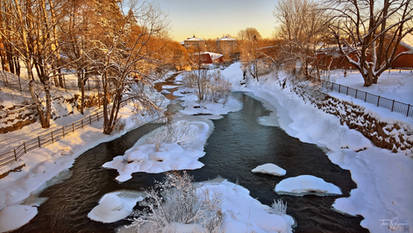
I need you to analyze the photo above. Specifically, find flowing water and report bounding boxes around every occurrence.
[15,75,368,233]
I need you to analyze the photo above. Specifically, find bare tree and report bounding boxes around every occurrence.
[238,28,261,80]
[88,1,167,134]
[0,0,65,128]
[275,0,330,79]
[60,0,97,114]
[328,0,413,86]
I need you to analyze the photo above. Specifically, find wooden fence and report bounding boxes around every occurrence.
[0,101,131,168]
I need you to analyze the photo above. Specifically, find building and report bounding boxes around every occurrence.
[216,36,237,62]
[192,52,224,65]
[316,41,413,70]
[184,36,206,51]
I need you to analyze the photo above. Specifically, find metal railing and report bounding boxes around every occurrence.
[0,100,131,168]
[321,80,412,118]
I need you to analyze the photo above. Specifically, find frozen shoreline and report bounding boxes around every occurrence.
[221,62,413,233]
[0,100,166,232]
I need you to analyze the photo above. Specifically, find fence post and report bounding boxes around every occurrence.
[377,96,381,107]
[72,123,75,132]
[331,82,333,90]
[89,115,92,124]
[96,112,99,121]
[391,100,395,112]
[408,104,411,117]
[23,142,26,153]
[81,119,84,128]
[62,127,65,137]
[14,148,17,161]
[346,86,349,95]
[38,136,41,148]
[51,131,54,143]
[355,89,358,98]
[338,84,341,93]
[364,92,367,102]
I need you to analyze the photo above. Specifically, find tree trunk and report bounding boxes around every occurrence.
[363,67,376,87]
[43,80,52,128]
[28,80,48,128]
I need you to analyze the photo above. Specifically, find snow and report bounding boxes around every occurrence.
[220,62,413,233]
[196,179,294,233]
[161,223,206,233]
[218,36,236,41]
[0,205,37,232]
[0,98,166,229]
[329,147,413,233]
[251,163,286,176]
[274,175,342,196]
[88,191,145,223]
[103,118,213,182]
[327,69,413,104]
[185,36,204,42]
[178,88,242,118]
[201,52,223,61]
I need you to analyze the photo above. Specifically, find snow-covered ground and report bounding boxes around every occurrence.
[0,106,100,155]
[221,62,413,233]
[328,70,413,104]
[325,69,413,123]
[103,118,213,182]
[0,90,168,231]
[196,179,294,233]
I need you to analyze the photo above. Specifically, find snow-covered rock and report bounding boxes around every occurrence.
[198,180,294,233]
[275,175,342,196]
[87,191,145,223]
[0,205,37,232]
[103,119,213,182]
[251,163,286,176]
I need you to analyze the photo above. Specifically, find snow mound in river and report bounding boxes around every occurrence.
[275,175,342,196]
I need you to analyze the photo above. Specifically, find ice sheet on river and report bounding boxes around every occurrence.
[88,191,145,223]
[251,163,286,176]
[275,175,342,196]
[103,119,213,182]
[0,205,37,232]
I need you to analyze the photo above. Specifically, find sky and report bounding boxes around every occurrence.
[147,0,278,42]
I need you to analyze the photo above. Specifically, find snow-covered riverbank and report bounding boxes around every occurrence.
[0,94,168,232]
[221,62,413,233]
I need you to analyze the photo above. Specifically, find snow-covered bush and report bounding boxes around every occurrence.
[118,172,222,233]
[182,70,231,103]
[269,199,287,215]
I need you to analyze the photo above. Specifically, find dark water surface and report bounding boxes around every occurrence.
[16,89,368,233]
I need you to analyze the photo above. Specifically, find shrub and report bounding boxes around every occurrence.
[269,199,287,215]
[183,70,231,103]
[118,172,223,233]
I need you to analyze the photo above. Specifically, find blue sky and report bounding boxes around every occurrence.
[148,0,278,41]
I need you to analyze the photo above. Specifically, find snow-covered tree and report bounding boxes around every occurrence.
[328,0,413,86]
[87,0,167,134]
[0,0,66,128]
